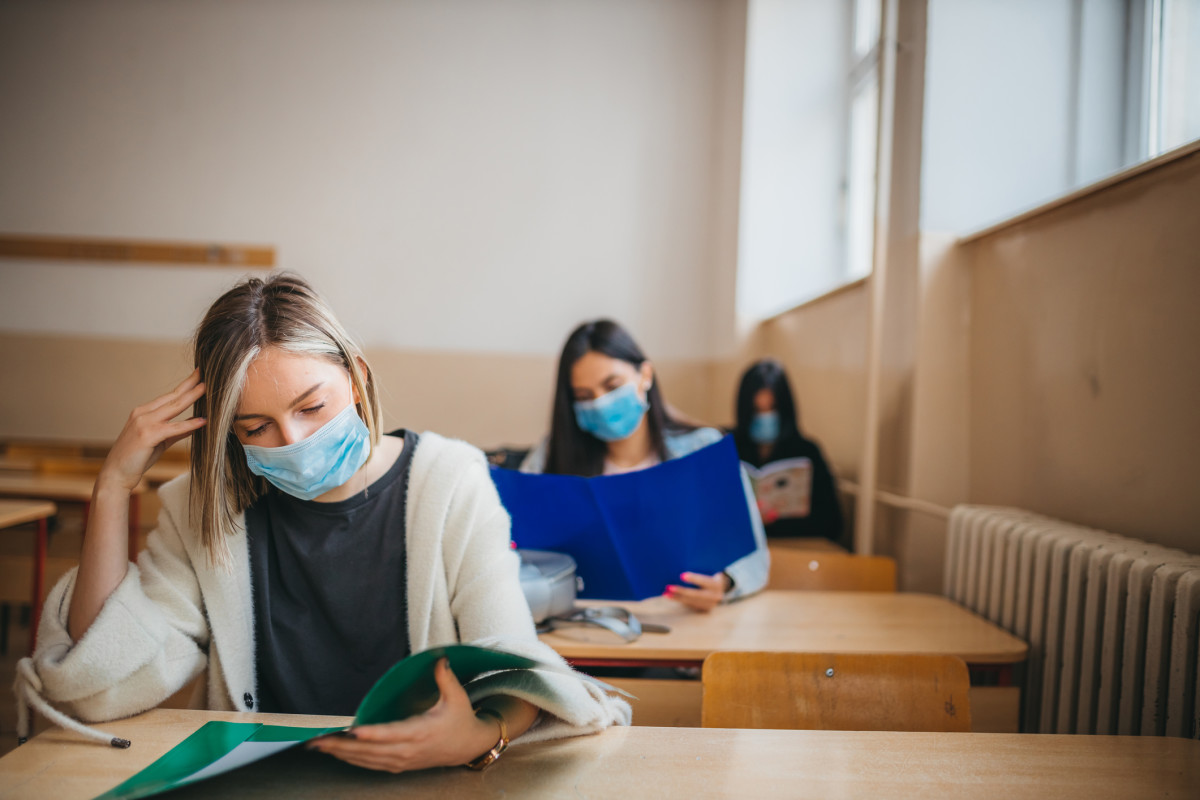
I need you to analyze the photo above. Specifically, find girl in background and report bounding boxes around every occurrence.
[521,319,768,612]
[733,358,847,548]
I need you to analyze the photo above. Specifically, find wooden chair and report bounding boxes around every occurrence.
[701,651,971,732]
[767,548,896,591]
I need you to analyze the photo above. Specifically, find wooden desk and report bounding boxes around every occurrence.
[1,709,1195,799]
[141,461,187,487]
[541,590,1028,667]
[0,499,57,530]
[0,500,57,653]
[0,474,145,563]
[541,590,1028,731]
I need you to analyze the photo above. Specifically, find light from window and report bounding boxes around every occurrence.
[846,75,879,280]
[844,0,882,279]
[1154,0,1200,155]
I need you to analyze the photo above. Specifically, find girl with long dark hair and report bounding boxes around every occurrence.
[733,358,846,547]
[521,320,768,611]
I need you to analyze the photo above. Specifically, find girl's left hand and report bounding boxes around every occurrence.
[665,571,731,612]
[308,658,500,773]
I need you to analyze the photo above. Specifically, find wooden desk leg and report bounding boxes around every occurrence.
[128,494,140,563]
[30,517,47,655]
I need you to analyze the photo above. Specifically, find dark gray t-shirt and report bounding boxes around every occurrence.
[246,429,417,715]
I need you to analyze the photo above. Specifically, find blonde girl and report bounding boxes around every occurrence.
[16,274,628,771]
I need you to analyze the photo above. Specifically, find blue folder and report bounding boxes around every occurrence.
[490,434,756,600]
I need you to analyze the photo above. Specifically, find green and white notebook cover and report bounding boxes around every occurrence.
[92,644,539,800]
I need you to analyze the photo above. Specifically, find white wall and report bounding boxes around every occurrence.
[0,0,734,360]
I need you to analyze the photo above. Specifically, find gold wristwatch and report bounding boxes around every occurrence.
[465,707,509,770]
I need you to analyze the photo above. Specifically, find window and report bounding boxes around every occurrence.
[922,0,1200,234]
[1136,0,1200,158]
[843,0,881,280]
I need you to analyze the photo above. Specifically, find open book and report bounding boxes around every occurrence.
[744,457,813,523]
[93,645,540,800]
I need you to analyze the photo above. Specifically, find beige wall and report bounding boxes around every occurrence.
[964,151,1200,553]
[758,284,870,481]
[0,333,717,453]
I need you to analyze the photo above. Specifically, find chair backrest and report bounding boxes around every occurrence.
[767,548,897,591]
[484,446,531,470]
[701,651,971,732]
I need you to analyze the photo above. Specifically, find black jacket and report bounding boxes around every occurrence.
[737,433,848,549]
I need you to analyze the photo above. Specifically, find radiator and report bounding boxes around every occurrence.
[945,505,1200,736]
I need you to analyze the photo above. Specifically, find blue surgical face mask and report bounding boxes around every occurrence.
[242,402,371,501]
[573,381,649,443]
[749,411,781,445]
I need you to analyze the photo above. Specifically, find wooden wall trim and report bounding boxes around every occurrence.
[0,234,274,267]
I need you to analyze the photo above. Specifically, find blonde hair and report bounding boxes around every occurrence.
[189,273,382,565]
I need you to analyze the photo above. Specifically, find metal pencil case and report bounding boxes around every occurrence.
[518,548,579,623]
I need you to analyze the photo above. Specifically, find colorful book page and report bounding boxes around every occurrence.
[744,457,813,522]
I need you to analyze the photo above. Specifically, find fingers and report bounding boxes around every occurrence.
[143,369,203,414]
[328,752,395,772]
[307,658,482,773]
[310,739,410,774]
[347,719,423,744]
[164,414,208,438]
[102,374,207,492]
[431,657,468,707]
[310,725,429,773]
[680,572,723,590]
[128,381,206,448]
[159,417,207,450]
[665,584,719,602]
[665,585,721,612]
[156,378,207,421]
[666,573,725,612]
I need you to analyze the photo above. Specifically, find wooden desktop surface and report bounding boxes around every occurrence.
[540,590,1028,666]
[0,474,145,503]
[0,499,57,529]
[1,708,1194,800]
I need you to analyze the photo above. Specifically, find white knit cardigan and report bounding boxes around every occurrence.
[15,432,630,746]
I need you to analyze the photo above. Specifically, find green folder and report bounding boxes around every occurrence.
[93,644,540,800]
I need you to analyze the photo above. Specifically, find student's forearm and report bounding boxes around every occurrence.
[473,695,540,743]
[67,480,134,641]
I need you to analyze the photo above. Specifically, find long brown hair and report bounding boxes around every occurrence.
[544,319,691,476]
[189,273,382,564]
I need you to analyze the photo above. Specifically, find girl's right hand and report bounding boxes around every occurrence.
[98,369,207,494]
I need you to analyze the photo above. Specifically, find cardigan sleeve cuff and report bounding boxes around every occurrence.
[33,564,196,708]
